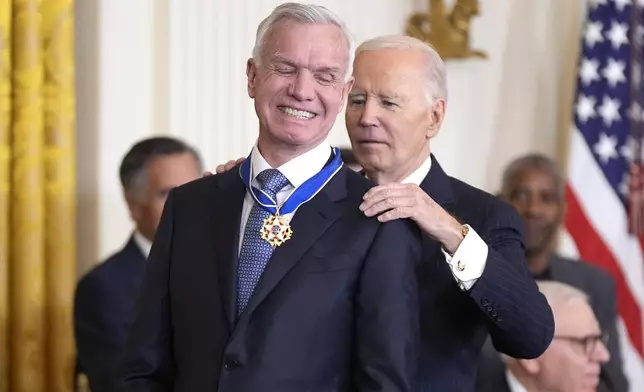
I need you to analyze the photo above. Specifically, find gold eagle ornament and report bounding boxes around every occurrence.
[406,0,487,60]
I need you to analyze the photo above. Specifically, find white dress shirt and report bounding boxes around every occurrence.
[238,141,333,252]
[506,369,529,392]
[402,154,489,291]
[133,230,152,258]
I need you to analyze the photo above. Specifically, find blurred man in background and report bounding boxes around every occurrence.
[74,136,202,392]
[478,281,611,392]
[476,154,626,392]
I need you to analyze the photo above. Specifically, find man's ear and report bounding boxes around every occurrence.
[338,75,355,114]
[425,98,446,139]
[247,58,258,98]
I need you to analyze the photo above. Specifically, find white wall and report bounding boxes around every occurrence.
[76,0,163,272]
[75,0,584,268]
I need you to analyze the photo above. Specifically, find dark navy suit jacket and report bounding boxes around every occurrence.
[74,236,146,392]
[417,156,555,391]
[121,166,424,392]
[476,255,628,392]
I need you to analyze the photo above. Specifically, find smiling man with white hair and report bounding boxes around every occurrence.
[479,281,610,392]
[121,4,423,392]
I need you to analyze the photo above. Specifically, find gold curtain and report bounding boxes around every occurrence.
[0,1,76,391]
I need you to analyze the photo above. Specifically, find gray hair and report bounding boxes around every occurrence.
[502,281,588,364]
[500,153,565,201]
[355,35,447,103]
[252,2,355,81]
[120,137,203,201]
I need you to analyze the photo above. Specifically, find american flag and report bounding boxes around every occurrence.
[563,0,644,389]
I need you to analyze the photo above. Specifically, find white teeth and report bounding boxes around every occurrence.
[279,106,315,119]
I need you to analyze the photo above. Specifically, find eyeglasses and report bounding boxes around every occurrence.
[553,332,609,356]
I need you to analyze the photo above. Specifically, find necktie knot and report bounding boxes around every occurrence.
[256,169,289,199]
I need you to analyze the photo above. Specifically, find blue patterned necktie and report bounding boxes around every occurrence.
[237,168,290,315]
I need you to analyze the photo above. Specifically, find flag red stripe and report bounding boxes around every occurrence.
[566,185,644,356]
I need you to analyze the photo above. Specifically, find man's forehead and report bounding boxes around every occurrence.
[351,70,421,99]
[148,153,197,174]
[554,300,600,335]
[354,53,424,83]
[513,168,558,190]
[264,21,347,54]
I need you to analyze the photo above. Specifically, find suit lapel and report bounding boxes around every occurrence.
[238,168,348,323]
[209,167,246,331]
[419,155,455,207]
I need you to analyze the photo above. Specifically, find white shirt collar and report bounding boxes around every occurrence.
[133,230,152,258]
[250,140,333,188]
[400,154,432,185]
[506,369,529,392]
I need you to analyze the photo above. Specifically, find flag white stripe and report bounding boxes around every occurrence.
[617,319,644,391]
[569,128,644,310]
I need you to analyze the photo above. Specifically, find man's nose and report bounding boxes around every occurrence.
[289,71,315,101]
[590,340,610,364]
[524,195,545,218]
[358,99,379,127]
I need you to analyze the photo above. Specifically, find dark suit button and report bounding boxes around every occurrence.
[224,359,240,370]
[491,310,498,317]
[497,315,503,322]
[481,297,490,307]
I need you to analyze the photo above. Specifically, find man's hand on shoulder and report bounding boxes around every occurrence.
[359,183,465,254]
[202,157,245,177]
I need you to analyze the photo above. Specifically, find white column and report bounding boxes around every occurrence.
[96,0,157,260]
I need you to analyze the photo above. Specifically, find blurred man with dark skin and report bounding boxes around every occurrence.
[74,137,202,392]
[476,154,627,392]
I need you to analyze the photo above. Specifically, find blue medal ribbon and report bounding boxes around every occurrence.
[239,147,344,215]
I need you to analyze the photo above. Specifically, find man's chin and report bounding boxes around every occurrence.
[525,242,548,257]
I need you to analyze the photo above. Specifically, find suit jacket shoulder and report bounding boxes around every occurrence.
[421,159,523,239]
[171,172,226,206]
[549,255,614,290]
[77,237,146,295]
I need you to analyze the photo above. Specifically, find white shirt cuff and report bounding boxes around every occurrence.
[441,224,489,291]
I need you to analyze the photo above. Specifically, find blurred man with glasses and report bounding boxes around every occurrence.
[478,281,610,392]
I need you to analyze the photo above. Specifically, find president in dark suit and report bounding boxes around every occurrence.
[121,4,423,391]
[475,154,627,392]
[344,35,555,391]
[74,137,202,392]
